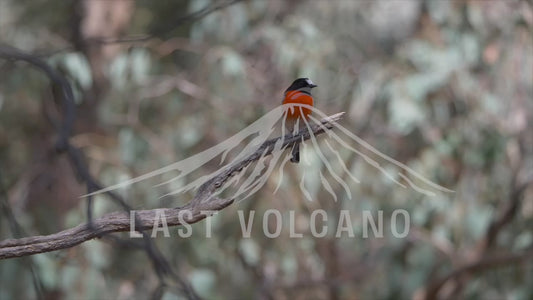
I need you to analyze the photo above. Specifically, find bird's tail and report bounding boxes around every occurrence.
[290,143,300,163]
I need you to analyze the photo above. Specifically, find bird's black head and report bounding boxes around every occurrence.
[285,78,318,92]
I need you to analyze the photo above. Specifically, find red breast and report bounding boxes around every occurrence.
[282,90,314,120]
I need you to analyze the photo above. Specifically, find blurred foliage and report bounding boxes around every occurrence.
[1,0,532,299]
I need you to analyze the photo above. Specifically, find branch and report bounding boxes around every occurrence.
[104,0,244,43]
[421,248,533,300]
[422,177,533,299]
[1,44,203,298]
[0,45,75,151]
[481,179,530,251]
[26,0,244,58]
[0,112,345,259]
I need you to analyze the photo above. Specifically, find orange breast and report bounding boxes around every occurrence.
[282,91,314,120]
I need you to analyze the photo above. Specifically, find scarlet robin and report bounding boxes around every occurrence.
[282,78,317,163]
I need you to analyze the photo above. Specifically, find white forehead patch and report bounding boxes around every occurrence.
[305,78,314,86]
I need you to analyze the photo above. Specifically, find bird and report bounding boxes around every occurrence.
[282,77,317,163]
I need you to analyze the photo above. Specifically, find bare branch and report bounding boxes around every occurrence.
[0,45,75,151]
[99,0,242,43]
[420,248,533,300]
[421,177,533,300]
[0,112,344,259]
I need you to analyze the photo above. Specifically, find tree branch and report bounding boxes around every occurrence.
[0,112,344,259]
[421,177,533,299]
[420,247,533,300]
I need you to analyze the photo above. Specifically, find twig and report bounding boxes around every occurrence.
[69,0,245,46]
[27,0,245,58]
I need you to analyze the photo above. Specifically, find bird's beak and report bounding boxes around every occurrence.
[305,78,318,88]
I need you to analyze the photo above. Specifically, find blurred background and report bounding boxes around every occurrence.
[1,0,532,299]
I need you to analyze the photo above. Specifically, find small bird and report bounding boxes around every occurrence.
[282,78,317,163]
